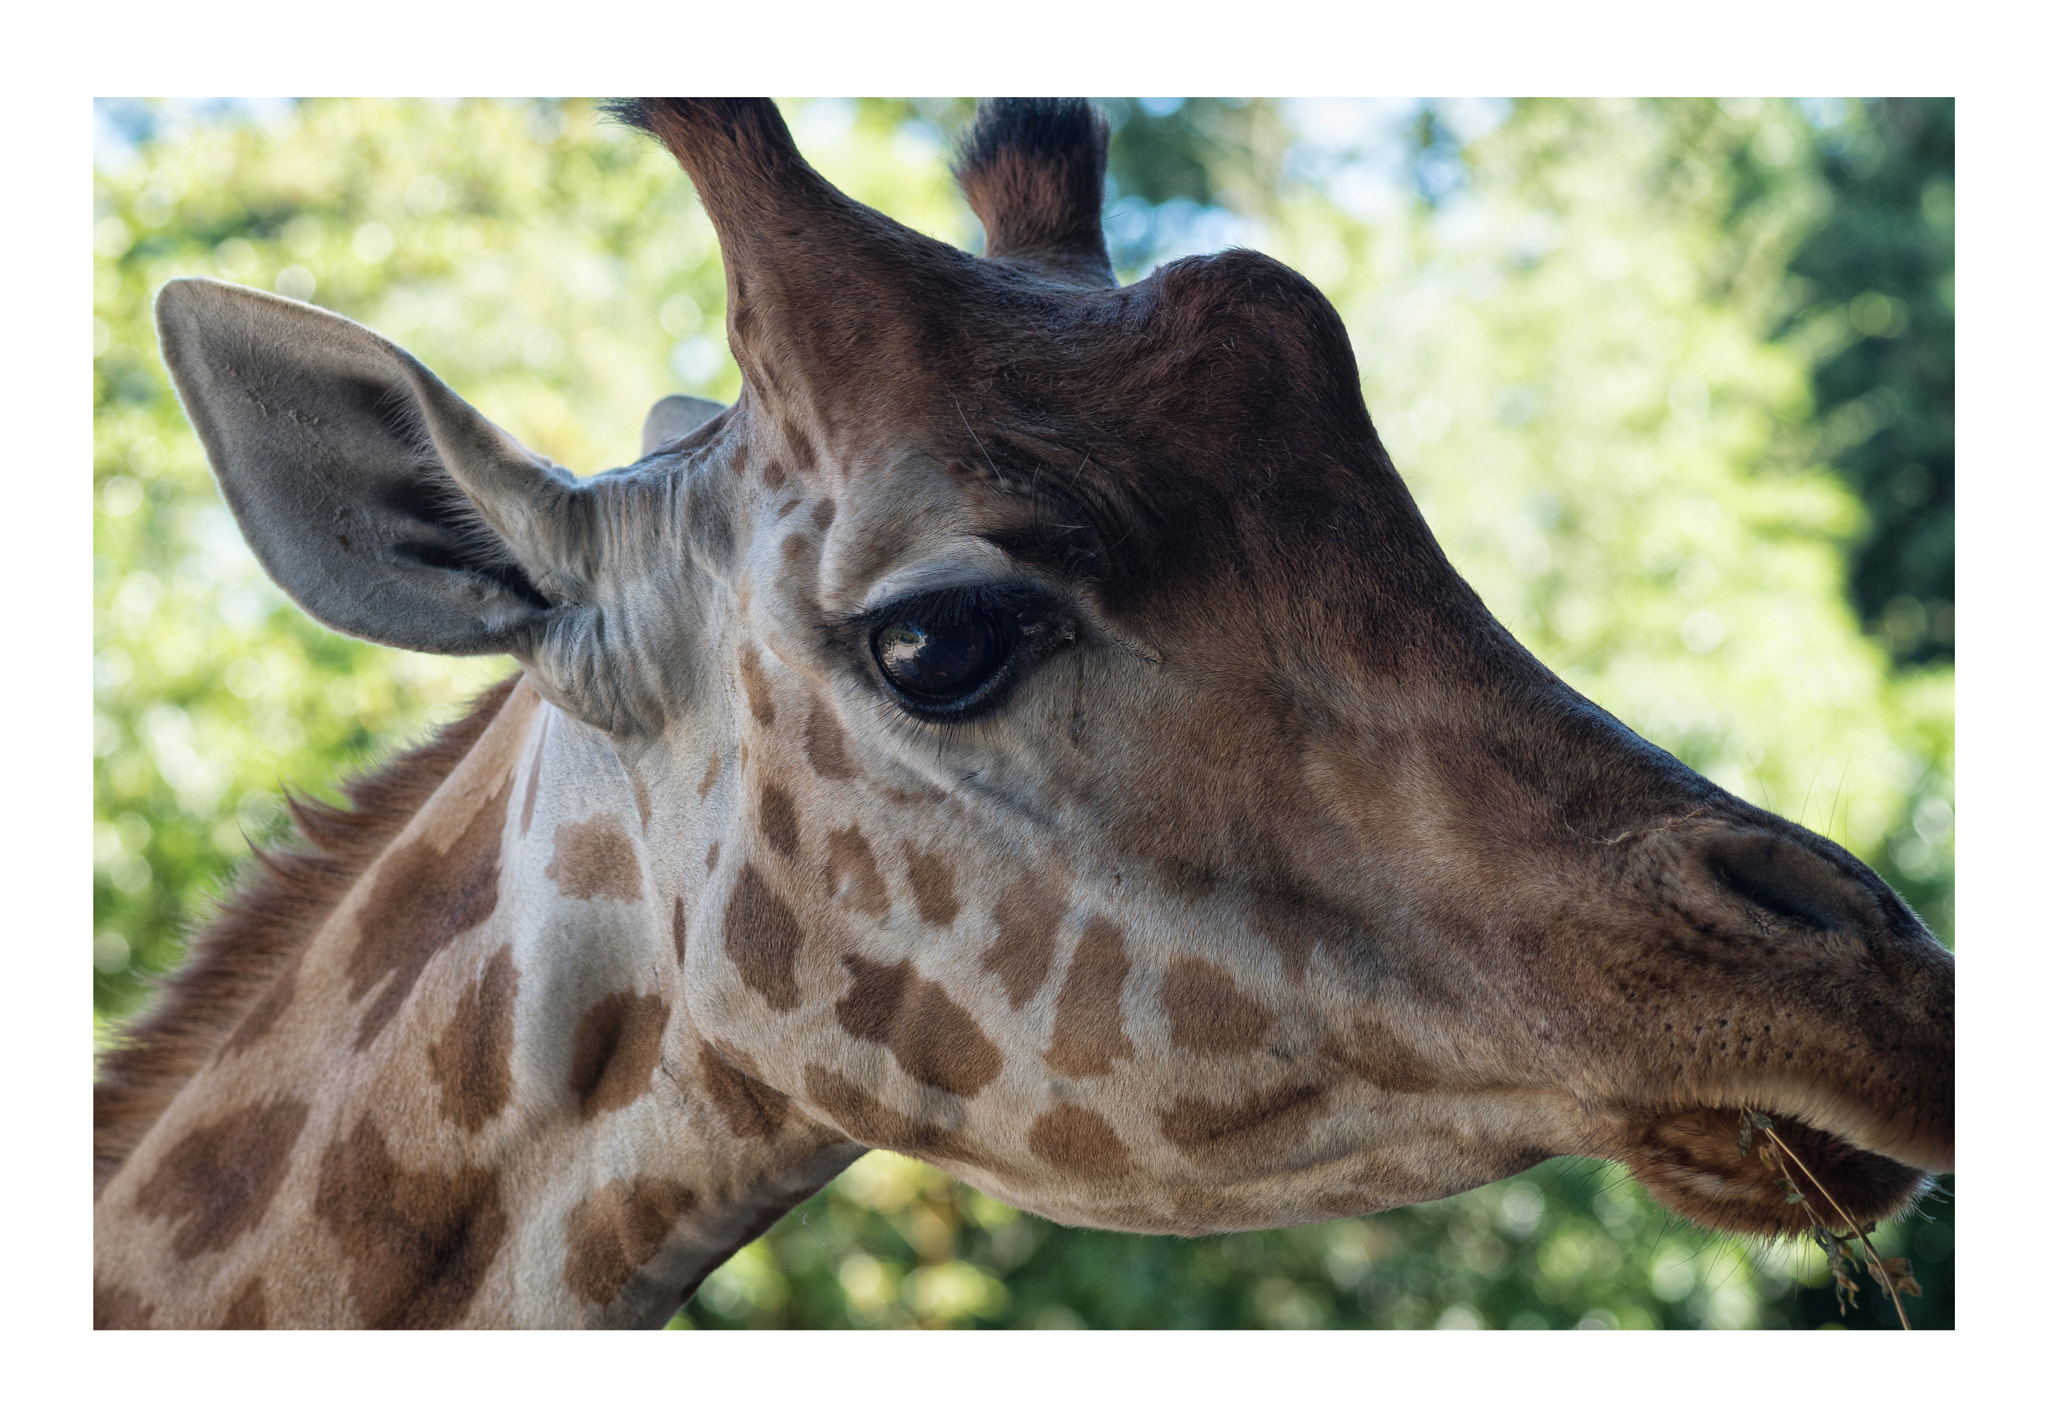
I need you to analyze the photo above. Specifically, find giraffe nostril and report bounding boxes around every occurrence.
[1703,831,1858,935]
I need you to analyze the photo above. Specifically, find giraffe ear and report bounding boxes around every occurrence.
[640,393,726,458]
[155,278,576,657]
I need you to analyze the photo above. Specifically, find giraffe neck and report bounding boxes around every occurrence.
[93,679,860,1328]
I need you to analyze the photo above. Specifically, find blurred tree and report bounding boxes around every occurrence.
[1781,99,1954,668]
[94,97,1951,1330]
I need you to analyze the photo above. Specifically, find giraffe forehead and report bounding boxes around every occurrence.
[762,451,1036,617]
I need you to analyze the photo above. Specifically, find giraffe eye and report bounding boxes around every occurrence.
[872,608,1017,703]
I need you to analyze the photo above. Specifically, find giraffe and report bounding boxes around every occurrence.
[93,98,1953,1329]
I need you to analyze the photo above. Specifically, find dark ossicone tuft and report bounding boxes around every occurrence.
[953,98,1114,286]
[598,97,651,131]
[956,98,1107,182]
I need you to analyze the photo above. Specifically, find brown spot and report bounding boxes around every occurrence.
[759,783,801,859]
[780,529,813,566]
[739,647,776,725]
[1171,1186,1266,1229]
[698,1043,791,1139]
[760,458,789,491]
[724,863,804,1011]
[1159,1083,1328,1172]
[544,814,644,902]
[1162,959,1274,1055]
[802,1065,1001,1171]
[696,749,722,799]
[562,1176,698,1306]
[519,734,545,835]
[826,827,890,916]
[804,700,855,780]
[314,1117,507,1329]
[1026,1104,1132,1179]
[705,840,721,872]
[1323,1021,1443,1094]
[220,950,299,1055]
[428,944,519,1132]
[94,1279,154,1329]
[139,1097,311,1259]
[982,883,1067,1008]
[904,845,960,927]
[347,770,512,1050]
[812,497,836,531]
[220,1278,268,1329]
[1249,894,1352,982]
[672,895,689,968]
[629,770,653,830]
[568,992,672,1118]
[836,954,1004,1097]
[775,496,803,519]
[1044,918,1133,1077]
[1157,856,1221,903]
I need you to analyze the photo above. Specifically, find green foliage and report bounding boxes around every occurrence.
[94,97,1952,1330]
[1784,99,1954,666]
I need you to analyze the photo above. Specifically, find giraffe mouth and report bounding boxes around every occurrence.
[1612,1105,1936,1237]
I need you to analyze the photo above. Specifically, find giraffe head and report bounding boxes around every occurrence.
[156,98,1950,1245]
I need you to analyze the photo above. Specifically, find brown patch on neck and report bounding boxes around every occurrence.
[1158,1083,1328,1172]
[94,1278,155,1329]
[982,882,1069,1009]
[94,678,521,1194]
[803,699,855,780]
[1026,1104,1132,1179]
[563,1176,698,1307]
[1161,959,1275,1055]
[903,844,961,927]
[568,992,672,1118]
[347,763,515,1051]
[698,1042,792,1139]
[138,1096,312,1260]
[696,749,722,799]
[1248,892,1352,982]
[1170,1185,1265,1230]
[313,1116,509,1329]
[802,1065,1006,1173]
[220,1277,268,1329]
[738,646,776,725]
[835,954,1004,1097]
[724,863,804,1011]
[1321,1019,1443,1094]
[428,944,520,1132]
[1044,917,1134,1077]
[826,827,890,916]
[759,782,802,859]
[545,813,644,902]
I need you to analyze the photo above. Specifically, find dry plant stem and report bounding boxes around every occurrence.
[1759,1123,1912,1331]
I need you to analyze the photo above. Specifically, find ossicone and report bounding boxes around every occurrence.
[954,98,1115,287]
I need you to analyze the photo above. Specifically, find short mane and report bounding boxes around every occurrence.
[93,676,520,1193]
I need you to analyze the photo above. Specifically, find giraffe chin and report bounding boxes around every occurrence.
[1613,1106,1934,1238]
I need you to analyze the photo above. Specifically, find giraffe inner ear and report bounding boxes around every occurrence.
[156,278,576,657]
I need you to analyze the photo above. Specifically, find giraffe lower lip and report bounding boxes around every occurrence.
[1613,1105,1935,1237]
